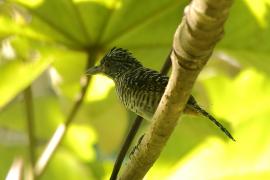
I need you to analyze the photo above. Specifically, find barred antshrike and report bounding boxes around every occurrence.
[86,47,235,141]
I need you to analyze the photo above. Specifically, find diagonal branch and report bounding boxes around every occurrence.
[34,50,98,178]
[118,0,234,179]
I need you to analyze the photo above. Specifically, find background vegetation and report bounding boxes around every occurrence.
[0,0,270,179]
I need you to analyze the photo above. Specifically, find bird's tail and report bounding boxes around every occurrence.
[186,97,235,141]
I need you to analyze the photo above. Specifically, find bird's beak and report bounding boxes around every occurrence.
[86,66,103,75]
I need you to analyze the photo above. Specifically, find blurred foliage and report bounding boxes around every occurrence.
[0,0,270,179]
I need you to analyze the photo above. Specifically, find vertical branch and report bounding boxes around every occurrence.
[24,85,36,180]
[35,50,98,178]
[118,0,234,179]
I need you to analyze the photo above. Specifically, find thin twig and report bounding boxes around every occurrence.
[160,49,172,75]
[35,50,98,178]
[110,48,173,180]
[110,116,143,180]
[24,85,36,180]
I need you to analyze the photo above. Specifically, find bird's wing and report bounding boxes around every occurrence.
[123,67,169,93]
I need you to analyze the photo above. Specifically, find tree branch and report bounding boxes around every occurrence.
[35,50,98,178]
[118,0,234,179]
[24,85,36,180]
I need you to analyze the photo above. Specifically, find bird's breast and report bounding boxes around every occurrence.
[115,85,161,121]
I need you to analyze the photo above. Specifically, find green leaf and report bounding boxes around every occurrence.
[18,0,89,44]
[0,15,51,42]
[82,90,128,154]
[100,0,185,45]
[0,56,52,109]
[218,0,270,74]
[5,0,270,74]
[50,49,87,100]
[64,124,97,161]
[42,149,96,180]
[164,114,270,180]
[0,96,64,138]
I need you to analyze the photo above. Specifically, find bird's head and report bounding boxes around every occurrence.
[86,47,142,79]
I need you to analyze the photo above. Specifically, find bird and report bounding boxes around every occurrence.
[86,47,235,141]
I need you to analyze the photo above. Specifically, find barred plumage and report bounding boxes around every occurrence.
[86,47,235,141]
[115,66,169,120]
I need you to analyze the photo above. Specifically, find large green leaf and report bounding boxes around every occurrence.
[0,56,52,109]
[41,149,96,180]
[0,96,64,138]
[0,14,53,42]
[4,0,270,74]
[81,89,128,154]
[218,0,270,74]
[50,49,87,100]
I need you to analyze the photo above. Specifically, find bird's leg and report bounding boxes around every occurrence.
[129,134,145,159]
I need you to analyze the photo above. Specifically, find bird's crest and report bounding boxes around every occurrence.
[106,47,130,58]
[101,47,141,66]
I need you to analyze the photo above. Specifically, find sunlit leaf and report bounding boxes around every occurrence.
[42,149,95,180]
[0,96,64,138]
[0,56,53,109]
[64,124,97,161]
[50,49,87,100]
[82,90,128,154]
[0,16,51,42]
[218,0,270,74]
[166,113,270,180]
